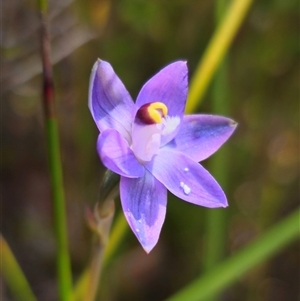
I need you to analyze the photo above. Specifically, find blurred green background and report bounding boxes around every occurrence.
[2,0,299,300]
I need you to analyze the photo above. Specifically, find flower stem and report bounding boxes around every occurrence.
[37,1,72,300]
[185,0,253,113]
[82,171,119,301]
[72,212,127,301]
[83,202,115,301]
[165,208,300,301]
[103,212,128,266]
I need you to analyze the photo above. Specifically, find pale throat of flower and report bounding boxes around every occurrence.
[132,101,180,163]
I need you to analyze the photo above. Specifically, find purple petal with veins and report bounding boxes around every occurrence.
[146,148,227,208]
[166,114,237,162]
[89,60,136,143]
[136,61,188,119]
[120,171,167,253]
[89,59,236,252]
[97,129,144,177]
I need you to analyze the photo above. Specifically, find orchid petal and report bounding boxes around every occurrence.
[97,129,144,178]
[89,60,136,143]
[120,171,167,253]
[136,61,188,120]
[147,149,227,208]
[166,115,237,162]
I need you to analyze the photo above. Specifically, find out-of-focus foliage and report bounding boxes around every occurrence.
[2,0,299,300]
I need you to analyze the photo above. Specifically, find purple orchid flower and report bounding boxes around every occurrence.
[89,59,236,253]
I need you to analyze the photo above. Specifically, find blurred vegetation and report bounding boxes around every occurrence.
[2,0,299,300]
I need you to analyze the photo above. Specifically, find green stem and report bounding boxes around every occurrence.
[186,0,253,113]
[72,212,128,301]
[102,212,128,266]
[83,202,115,301]
[83,244,105,301]
[37,1,72,300]
[37,0,47,12]
[203,2,230,300]
[46,119,72,301]
[0,235,38,301]
[72,172,123,301]
[165,208,300,301]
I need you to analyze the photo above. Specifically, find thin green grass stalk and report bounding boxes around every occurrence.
[72,270,89,301]
[46,120,72,301]
[204,58,230,275]
[185,0,253,113]
[165,208,300,301]
[38,0,47,11]
[0,235,38,301]
[37,0,72,300]
[203,2,230,301]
